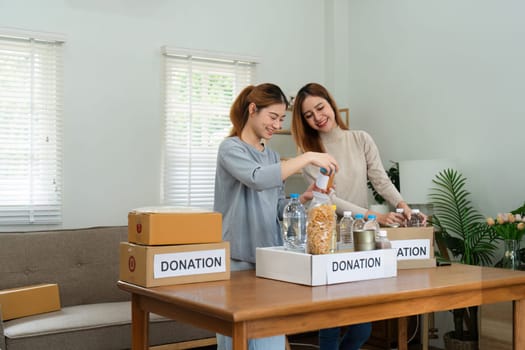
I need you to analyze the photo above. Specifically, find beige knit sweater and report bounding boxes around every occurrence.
[302,126,403,216]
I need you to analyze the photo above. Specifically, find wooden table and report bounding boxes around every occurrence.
[118,264,525,350]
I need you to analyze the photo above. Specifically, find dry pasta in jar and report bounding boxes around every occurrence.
[306,192,334,255]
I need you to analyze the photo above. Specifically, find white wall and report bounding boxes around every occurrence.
[341,1,525,347]
[2,0,522,232]
[0,0,327,230]
[342,0,525,218]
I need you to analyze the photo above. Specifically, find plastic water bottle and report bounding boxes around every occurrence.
[352,213,366,233]
[408,209,421,227]
[282,193,306,251]
[364,214,380,238]
[391,208,405,227]
[376,230,392,249]
[339,211,354,251]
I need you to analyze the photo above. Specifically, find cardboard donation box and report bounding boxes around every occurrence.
[128,206,222,245]
[120,241,230,287]
[0,283,61,320]
[385,226,436,269]
[256,247,397,286]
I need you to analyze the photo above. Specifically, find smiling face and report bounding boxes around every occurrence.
[249,102,286,140]
[301,95,336,133]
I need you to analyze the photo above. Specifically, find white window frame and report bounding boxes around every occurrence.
[0,27,65,225]
[162,47,257,209]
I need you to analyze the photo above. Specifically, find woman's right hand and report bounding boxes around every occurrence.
[305,152,339,174]
[373,211,406,227]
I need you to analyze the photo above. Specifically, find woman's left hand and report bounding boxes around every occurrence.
[376,211,406,226]
[299,182,315,204]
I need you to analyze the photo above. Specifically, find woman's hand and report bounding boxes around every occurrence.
[281,152,339,181]
[299,182,315,204]
[305,152,339,174]
[417,211,428,226]
[397,201,428,226]
[374,211,406,227]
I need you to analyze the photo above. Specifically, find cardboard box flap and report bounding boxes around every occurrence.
[130,206,212,214]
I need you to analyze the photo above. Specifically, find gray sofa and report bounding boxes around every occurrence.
[0,226,216,350]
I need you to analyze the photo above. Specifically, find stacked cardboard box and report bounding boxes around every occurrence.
[120,207,230,287]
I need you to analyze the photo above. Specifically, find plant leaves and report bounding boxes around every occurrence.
[429,168,497,265]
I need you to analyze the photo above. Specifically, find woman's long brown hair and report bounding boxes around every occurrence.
[229,83,288,137]
[291,83,348,153]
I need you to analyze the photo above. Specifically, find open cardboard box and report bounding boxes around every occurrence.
[256,247,397,286]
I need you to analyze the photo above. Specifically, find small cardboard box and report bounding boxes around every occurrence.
[385,226,436,269]
[120,241,230,287]
[256,246,397,286]
[0,283,61,320]
[128,206,222,245]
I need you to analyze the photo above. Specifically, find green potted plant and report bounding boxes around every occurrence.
[429,168,499,350]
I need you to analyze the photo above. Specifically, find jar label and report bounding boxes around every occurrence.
[315,174,329,190]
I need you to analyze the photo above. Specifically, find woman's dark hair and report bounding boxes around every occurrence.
[229,83,289,137]
[291,83,348,153]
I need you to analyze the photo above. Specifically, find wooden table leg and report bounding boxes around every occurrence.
[422,313,429,350]
[514,299,525,349]
[232,322,248,350]
[131,294,149,350]
[398,317,408,350]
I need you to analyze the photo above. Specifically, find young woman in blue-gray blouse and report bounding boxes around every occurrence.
[214,83,339,350]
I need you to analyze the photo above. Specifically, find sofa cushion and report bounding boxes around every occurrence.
[4,301,215,350]
[4,302,165,338]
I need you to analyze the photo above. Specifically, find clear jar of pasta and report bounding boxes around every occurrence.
[306,191,334,255]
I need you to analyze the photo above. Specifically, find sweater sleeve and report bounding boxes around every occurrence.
[330,195,369,217]
[362,131,404,207]
[217,141,282,191]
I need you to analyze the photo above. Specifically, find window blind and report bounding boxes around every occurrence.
[0,31,64,225]
[162,48,256,209]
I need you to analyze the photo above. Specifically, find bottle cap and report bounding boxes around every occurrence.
[331,205,337,210]
[290,193,299,199]
[368,214,376,220]
[343,211,352,217]
[412,208,420,213]
[396,208,404,213]
[355,213,364,219]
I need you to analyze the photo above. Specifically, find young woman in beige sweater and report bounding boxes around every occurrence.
[291,82,426,227]
[291,82,426,350]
